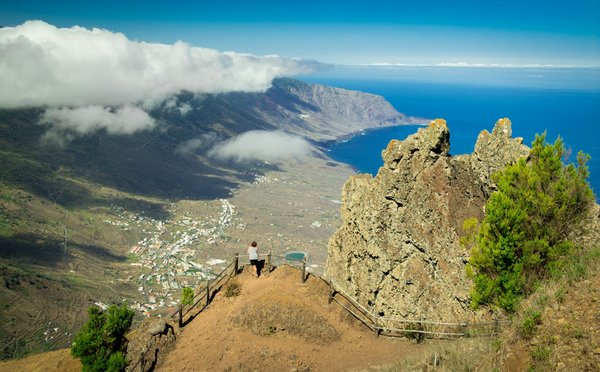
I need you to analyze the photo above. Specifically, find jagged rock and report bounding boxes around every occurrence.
[147,319,167,336]
[470,117,529,196]
[325,118,529,322]
[126,317,177,372]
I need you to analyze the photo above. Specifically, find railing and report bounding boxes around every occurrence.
[327,280,510,340]
[172,257,237,327]
[128,255,240,372]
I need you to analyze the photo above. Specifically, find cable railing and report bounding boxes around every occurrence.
[327,280,510,339]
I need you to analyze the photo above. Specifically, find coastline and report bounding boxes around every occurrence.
[317,120,429,150]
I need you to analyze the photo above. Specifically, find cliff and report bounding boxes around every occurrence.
[264,78,419,140]
[325,118,529,321]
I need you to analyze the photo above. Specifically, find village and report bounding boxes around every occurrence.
[98,166,345,317]
[102,198,237,316]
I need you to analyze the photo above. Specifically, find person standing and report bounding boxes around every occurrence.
[247,241,259,277]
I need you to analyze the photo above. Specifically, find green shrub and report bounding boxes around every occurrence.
[466,134,594,312]
[181,287,194,306]
[520,309,542,339]
[530,345,551,365]
[573,328,585,339]
[71,304,134,372]
[107,351,127,372]
[554,287,566,303]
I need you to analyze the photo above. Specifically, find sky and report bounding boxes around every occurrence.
[0,1,598,159]
[1,0,599,67]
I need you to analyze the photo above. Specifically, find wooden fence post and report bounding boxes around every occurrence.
[206,281,210,306]
[461,321,470,337]
[266,251,272,274]
[178,306,183,328]
[233,253,239,276]
[417,321,425,343]
[301,258,307,283]
[374,326,381,337]
[328,281,335,304]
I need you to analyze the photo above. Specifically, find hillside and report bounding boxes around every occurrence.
[1,118,598,371]
[3,258,597,371]
[158,266,420,371]
[0,78,417,359]
[0,78,416,202]
[0,265,421,371]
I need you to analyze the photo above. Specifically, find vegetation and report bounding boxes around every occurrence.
[466,133,595,312]
[519,308,542,339]
[71,304,134,372]
[224,279,241,297]
[181,287,194,306]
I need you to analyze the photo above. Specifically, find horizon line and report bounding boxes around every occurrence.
[345,62,600,69]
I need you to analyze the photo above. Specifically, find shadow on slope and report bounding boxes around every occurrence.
[0,233,126,267]
[0,108,264,206]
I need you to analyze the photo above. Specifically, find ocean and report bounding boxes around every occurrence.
[302,67,600,200]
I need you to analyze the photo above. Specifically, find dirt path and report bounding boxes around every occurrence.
[159,266,419,371]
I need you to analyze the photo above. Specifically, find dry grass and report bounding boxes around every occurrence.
[224,278,241,297]
[365,338,502,371]
[230,292,340,344]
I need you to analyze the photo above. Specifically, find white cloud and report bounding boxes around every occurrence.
[208,131,314,163]
[0,20,320,108]
[177,103,192,116]
[175,133,220,157]
[0,21,322,135]
[163,96,193,116]
[40,105,155,134]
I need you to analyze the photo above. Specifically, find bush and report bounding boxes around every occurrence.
[181,287,194,306]
[466,133,594,312]
[531,345,551,365]
[520,309,542,339]
[224,279,241,297]
[71,304,135,372]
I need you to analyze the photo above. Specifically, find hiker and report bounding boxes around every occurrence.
[247,241,259,277]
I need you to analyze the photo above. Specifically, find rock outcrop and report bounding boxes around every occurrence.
[125,318,177,372]
[325,118,529,321]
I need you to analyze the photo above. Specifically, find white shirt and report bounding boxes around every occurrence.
[247,246,259,260]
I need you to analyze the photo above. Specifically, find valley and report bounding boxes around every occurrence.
[0,78,385,359]
[0,149,355,359]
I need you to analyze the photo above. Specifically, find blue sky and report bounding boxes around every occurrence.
[1,0,599,66]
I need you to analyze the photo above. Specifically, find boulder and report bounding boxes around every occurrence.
[325,118,528,321]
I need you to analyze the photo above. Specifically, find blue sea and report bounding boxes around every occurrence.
[302,67,600,200]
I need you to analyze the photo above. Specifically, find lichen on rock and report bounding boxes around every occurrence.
[325,118,529,322]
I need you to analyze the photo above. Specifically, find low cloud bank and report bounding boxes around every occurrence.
[40,105,155,134]
[0,20,321,135]
[208,131,314,163]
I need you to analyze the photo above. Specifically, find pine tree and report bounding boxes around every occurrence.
[71,304,134,372]
[467,133,594,312]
